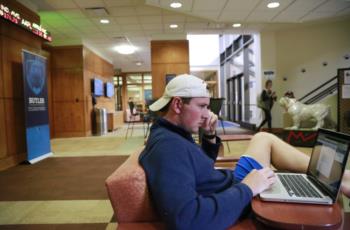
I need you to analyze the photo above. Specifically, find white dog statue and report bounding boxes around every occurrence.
[279,96,331,130]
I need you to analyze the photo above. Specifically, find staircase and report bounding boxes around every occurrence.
[298,76,338,104]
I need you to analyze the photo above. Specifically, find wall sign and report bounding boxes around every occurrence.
[263,70,275,80]
[0,3,52,42]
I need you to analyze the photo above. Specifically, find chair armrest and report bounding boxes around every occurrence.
[216,156,239,162]
[215,156,239,169]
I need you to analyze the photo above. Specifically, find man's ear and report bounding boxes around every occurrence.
[171,97,183,114]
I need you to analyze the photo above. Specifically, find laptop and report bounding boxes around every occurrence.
[260,128,350,205]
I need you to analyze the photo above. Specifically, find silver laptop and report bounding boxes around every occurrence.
[260,129,350,205]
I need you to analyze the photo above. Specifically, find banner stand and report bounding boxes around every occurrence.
[22,50,52,164]
[28,152,53,164]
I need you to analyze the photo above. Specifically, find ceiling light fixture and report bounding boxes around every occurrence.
[267,2,280,8]
[100,19,110,24]
[113,44,136,55]
[232,23,241,28]
[170,2,182,8]
[170,24,178,28]
[135,61,143,66]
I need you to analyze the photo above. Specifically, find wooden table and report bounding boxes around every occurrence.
[251,197,343,229]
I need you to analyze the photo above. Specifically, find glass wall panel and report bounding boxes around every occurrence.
[125,73,152,111]
[220,34,257,128]
[127,74,142,84]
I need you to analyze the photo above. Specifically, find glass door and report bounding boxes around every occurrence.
[226,73,244,122]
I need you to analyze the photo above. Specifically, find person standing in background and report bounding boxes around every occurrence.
[257,80,277,132]
[128,97,135,114]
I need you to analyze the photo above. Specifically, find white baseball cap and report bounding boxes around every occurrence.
[149,74,209,111]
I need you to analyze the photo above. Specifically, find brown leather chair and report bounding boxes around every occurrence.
[105,147,240,230]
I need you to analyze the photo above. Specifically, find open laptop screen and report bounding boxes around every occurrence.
[307,129,350,198]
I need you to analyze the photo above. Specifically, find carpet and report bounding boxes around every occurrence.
[51,136,145,157]
[0,156,128,201]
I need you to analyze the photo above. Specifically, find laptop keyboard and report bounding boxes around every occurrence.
[278,174,322,198]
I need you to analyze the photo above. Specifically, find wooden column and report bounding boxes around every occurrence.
[49,46,114,138]
[151,40,190,99]
[49,46,85,137]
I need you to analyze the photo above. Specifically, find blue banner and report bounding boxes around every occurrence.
[22,50,52,163]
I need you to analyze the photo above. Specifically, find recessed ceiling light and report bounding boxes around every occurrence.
[170,2,182,8]
[135,61,143,66]
[232,23,241,28]
[100,19,110,24]
[113,44,136,55]
[170,24,178,29]
[267,2,280,8]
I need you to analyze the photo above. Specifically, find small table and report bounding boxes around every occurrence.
[251,197,343,229]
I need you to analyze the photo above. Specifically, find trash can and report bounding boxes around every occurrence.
[95,108,107,135]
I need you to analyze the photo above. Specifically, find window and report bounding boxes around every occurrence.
[220,34,257,126]
[114,76,123,111]
[126,73,152,111]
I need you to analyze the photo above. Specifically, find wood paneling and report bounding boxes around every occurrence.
[151,40,189,64]
[151,40,189,99]
[50,46,84,138]
[0,35,3,98]
[53,101,85,133]
[50,46,83,69]
[1,36,41,99]
[40,50,54,138]
[0,99,7,158]
[83,48,114,77]
[4,98,26,156]
[0,152,26,171]
[0,20,41,49]
[52,68,84,101]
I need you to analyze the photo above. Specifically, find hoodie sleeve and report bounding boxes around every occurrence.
[201,136,221,161]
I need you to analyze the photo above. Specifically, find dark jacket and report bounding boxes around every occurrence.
[139,118,253,230]
[261,89,276,110]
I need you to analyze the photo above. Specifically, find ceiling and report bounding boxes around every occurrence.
[19,0,350,72]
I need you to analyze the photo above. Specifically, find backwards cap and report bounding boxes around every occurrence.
[149,74,209,111]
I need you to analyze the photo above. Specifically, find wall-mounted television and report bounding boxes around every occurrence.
[91,78,104,96]
[105,82,114,98]
[165,74,176,85]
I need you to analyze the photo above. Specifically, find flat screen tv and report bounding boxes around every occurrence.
[91,78,104,96]
[105,82,114,98]
[165,74,176,85]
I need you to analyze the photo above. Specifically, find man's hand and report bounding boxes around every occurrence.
[341,169,350,198]
[241,168,276,196]
[201,111,218,135]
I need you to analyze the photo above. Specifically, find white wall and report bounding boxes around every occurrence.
[260,18,350,128]
[188,34,221,93]
[188,34,220,67]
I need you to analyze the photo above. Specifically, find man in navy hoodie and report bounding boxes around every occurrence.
[139,74,310,230]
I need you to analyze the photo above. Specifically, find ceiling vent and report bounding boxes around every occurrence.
[207,22,226,29]
[112,36,128,43]
[85,7,109,17]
